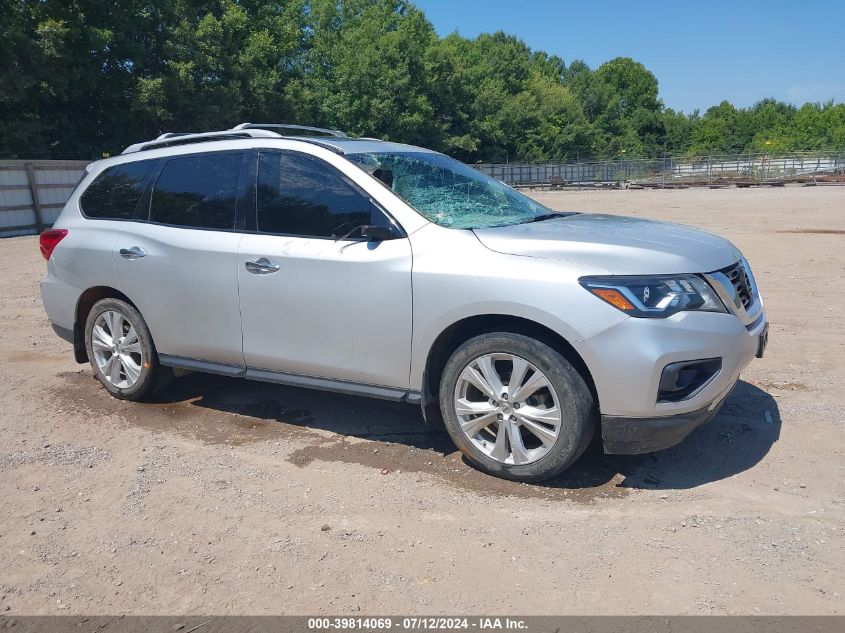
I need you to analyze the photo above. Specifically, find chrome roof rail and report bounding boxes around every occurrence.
[232,122,347,137]
[122,129,281,154]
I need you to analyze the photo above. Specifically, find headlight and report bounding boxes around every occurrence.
[579,274,727,318]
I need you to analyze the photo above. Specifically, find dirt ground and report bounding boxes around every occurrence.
[1,186,843,615]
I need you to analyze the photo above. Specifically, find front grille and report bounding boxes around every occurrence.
[724,261,754,309]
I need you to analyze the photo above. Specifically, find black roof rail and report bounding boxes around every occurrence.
[121,125,354,156]
[232,122,347,137]
[283,137,346,155]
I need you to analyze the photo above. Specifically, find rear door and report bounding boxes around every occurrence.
[113,151,247,367]
[237,149,412,389]
[64,159,161,317]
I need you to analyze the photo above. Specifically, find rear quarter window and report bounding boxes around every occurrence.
[79,160,158,219]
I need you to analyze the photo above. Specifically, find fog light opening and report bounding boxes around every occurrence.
[657,358,722,403]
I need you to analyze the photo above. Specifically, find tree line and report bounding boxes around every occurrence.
[2,0,843,162]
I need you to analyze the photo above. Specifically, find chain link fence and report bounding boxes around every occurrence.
[476,151,845,188]
[3,150,844,238]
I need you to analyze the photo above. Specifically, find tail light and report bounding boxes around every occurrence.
[39,229,68,260]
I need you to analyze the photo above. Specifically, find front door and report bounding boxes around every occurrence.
[237,150,412,389]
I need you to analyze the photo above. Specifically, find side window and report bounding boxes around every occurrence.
[80,160,157,219]
[257,152,388,237]
[150,153,242,229]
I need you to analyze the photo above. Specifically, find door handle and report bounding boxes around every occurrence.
[245,257,280,275]
[119,246,147,260]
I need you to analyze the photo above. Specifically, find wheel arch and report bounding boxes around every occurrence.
[73,286,137,363]
[420,314,598,425]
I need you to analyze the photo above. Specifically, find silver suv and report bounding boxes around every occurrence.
[40,124,768,482]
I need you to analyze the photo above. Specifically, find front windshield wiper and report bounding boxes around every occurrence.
[519,213,562,224]
[478,213,563,230]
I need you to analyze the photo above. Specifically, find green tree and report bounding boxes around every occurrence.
[0,0,842,161]
[662,108,697,156]
[288,0,442,146]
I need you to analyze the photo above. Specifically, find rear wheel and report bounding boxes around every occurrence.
[439,333,596,482]
[84,298,166,401]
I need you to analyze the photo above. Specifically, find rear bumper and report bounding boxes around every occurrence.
[40,274,81,332]
[602,395,727,455]
[42,275,87,363]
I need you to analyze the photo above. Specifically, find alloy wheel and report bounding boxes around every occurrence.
[91,310,144,389]
[453,353,562,465]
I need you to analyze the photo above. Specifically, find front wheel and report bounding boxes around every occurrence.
[84,298,166,401]
[439,333,596,482]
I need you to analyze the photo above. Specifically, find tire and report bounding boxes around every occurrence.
[84,298,167,401]
[439,332,596,482]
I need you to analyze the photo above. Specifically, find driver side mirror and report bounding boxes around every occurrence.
[360,224,398,241]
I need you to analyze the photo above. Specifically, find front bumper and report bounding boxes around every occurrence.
[573,309,766,419]
[572,294,766,454]
[602,395,728,454]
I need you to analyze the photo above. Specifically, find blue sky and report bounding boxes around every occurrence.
[414,0,845,113]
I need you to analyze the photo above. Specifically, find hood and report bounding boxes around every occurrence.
[473,213,740,275]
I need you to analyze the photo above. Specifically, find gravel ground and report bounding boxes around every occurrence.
[0,185,842,615]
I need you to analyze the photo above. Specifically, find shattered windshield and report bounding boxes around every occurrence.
[346,151,552,229]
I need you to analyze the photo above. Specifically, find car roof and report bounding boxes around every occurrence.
[120,125,437,158]
[299,137,436,155]
[89,131,441,180]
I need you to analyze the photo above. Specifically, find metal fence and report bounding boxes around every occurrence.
[0,160,88,237]
[476,151,845,188]
[2,151,844,239]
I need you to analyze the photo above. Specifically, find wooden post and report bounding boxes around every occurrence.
[24,163,44,233]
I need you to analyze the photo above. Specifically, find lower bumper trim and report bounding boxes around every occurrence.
[602,398,727,455]
[51,321,88,364]
[51,323,74,344]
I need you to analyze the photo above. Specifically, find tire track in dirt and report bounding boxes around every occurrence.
[48,369,629,503]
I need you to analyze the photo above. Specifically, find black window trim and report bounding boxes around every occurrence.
[143,149,248,233]
[76,148,407,239]
[247,148,407,241]
[78,158,162,222]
